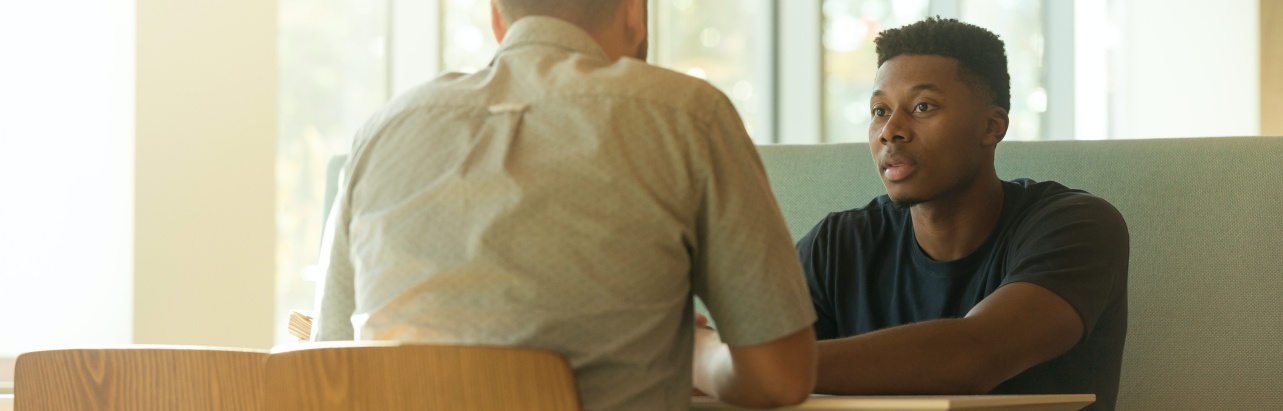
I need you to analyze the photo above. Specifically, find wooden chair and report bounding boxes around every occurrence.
[265,341,581,411]
[14,345,267,411]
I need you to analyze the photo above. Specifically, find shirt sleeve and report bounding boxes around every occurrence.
[1002,193,1129,340]
[796,215,840,340]
[313,163,357,341]
[689,92,816,347]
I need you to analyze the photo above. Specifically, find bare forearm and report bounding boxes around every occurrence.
[814,318,1011,395]
[816,283,1085,395]
[693,343,777,406]
[693,327,816,408]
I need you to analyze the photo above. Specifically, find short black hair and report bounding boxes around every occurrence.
[874,17,1011,111]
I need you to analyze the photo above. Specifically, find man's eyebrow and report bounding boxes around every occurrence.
[911,83,942,93]
[871,84,942,99]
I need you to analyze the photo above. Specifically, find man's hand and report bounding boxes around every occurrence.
[695,311,712,329]
[691,312,714,397]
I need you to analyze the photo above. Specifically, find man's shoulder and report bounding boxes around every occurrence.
[1008,179,1123,218]
[585,58,733,114]
[411,58,731,122]
[802,195,904,245]
[389,71,480,108]
[1004,179,1128,238]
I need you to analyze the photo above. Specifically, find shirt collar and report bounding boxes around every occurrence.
[494,16,611,62]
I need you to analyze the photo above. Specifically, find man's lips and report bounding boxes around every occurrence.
[880,154,918,182]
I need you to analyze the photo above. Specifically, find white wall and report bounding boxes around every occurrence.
[1111,0,1259,139]
[0,0,277,357]
[134,0,277,349]
[0,1,135,357]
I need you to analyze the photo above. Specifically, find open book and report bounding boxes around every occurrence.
[288,310,314,341]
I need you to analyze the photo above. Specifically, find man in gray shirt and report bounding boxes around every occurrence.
[314,0,816,409]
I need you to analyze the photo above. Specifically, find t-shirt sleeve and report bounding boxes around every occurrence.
[689,93,816,347]
[1002,193,1129,340]
[797,215,840,340]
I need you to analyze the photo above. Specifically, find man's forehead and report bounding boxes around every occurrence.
[873,55,963,91]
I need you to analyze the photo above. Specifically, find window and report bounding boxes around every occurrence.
[441,0,499,72]
[821,0,1047,142]
[276,0,390,343]
[822,0,930,143]
[653,0,774,142]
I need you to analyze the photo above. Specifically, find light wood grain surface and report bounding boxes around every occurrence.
[265,341,581,411]
[691,394,1095,411]
[14,346,267,411]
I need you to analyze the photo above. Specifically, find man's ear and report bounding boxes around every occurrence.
[622,0,647,51]
[984,107,1009,146]
[490,0,508,43]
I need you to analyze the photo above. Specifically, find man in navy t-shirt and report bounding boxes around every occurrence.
[798,17,1128,411]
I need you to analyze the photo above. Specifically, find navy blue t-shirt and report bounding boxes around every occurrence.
[797,179,1128,411]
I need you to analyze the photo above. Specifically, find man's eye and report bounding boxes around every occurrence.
[872,107,886,117]
[915,103,931,112]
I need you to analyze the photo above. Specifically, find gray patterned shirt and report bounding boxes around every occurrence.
[315,16,814,411]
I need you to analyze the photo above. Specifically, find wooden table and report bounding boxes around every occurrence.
[0,392,1091,411]
[691,394,1094,411]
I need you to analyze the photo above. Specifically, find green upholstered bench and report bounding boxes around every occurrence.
[755,137,1283,410]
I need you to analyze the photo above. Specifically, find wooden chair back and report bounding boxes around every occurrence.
[265,341,581,411]
[14,345,267,411]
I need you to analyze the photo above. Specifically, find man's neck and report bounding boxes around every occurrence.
[909,176,1006,262]
[585,21,643,62]
[589,30,630,62]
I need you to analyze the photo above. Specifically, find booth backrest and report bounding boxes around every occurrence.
[755,137,1283,410]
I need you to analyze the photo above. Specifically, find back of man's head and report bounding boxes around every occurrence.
[495,0,624,32]
[874,17,1011,111]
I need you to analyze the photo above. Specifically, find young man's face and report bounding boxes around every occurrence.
[867,54,1001,208]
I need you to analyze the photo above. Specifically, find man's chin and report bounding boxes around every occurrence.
[889,196,921,210]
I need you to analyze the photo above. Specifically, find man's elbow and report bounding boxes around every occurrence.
[938,352,1018,395]
[944,378,1000,396]
[771,331,818,405]
[762,377,814,407]
[757,338,818,406]
[732,368,813,408]
[727,327,817,407]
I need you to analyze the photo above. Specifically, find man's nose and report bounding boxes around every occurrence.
[877,111,912,144]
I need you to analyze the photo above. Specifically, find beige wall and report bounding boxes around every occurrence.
[1264,0,1283,135]
[0,358,11,382]
[135,0,277,349]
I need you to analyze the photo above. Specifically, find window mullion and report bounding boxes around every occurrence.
[776,0,823,144]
